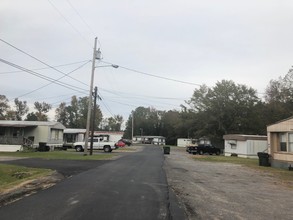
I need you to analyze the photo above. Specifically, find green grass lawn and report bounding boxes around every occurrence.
[0,164,52,191]
[0,149,115,160]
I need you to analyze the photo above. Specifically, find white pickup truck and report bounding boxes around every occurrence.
[73,138,117,153]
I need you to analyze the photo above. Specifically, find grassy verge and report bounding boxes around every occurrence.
[192,155,293,187]
[0,164,52,192]
[0,149,115,160]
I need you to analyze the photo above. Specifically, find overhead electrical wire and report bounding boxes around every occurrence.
[65,0,102,49]
[47,0,92,48]
[99,87,187,101]
[16,60,90,98]
[0,38,90,87]
[101,60,201,86]
[0,60,90,75]
[0,58,88,95]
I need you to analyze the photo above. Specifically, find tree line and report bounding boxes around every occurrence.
[0,95,123,131]
[124,68,293,147]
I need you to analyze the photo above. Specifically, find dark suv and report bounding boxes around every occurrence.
[187,144,221,155]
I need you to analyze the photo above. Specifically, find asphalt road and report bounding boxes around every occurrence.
[0,146,186,220]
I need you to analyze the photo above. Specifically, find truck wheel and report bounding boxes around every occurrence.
[199,150,204,155]
[75,146,83,152]
[104,146,111,153]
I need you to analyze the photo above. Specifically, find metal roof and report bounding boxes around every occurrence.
[0,120,66,129]
[223,134,267,141]
[64,129,86,134]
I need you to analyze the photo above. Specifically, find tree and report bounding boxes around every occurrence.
[105,115,124,131]
[25,112,38,121]
[33,101,52,121]
[67,96,79,128]
[187,80,261,146]
[14,98,29,120]
[124,107,164,139]
[264,68,293,121]
[0,95,9,119]
[55,102,69,126]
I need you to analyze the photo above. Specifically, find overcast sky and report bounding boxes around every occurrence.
[1,0,293,123]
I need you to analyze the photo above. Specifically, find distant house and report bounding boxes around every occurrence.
[132,136,165,145]
[177,137,211,147]
[223,134,268,158]
[177,138,194,147]
[63,129,123,146]
[0,120,65,152]
[267,117,293,169]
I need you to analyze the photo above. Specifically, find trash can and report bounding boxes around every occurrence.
[257,152,270,167]
[38,142,49,152]
[163,146,170,154]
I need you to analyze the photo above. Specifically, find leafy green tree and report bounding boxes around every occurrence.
[0,95,9,119]
[67,96,79,128]
[33,101,52,121]
[77,97,88,128]
[106,115,124,131]
[14,98,29,121]
[124,107,165,139]
[55,102,69,126]
[25,112,38,121]
[187,80,260,145]
[264,67,293,122]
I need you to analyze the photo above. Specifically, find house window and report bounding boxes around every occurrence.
[279,133,287,152]
[288,133,293,153]
[230,143,237,149]
[0,127,5,136]
[51,129,60,140]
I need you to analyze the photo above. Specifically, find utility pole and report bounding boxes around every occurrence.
[84,37,99,156]
[90,86,98,155]
[131,112,134,141]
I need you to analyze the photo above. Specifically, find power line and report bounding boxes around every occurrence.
[47,0,92,48]
[97,91,115,117]
[0,58,88,95]
[100,87,188,100]
[65,0,102,49]
[0,60,90,75]
[0,38,90,87]
[16,61,90,99]
[101,60,201,86]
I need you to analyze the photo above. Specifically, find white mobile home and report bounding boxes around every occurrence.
[177,138,194,147]
[0,120,65,152]
[63,129,123,146]
[223,134,268,158]
[132,136,166,145]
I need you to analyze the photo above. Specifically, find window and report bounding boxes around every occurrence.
[279,133,287,151]
[51,129,60,140]
[288,133,293,153]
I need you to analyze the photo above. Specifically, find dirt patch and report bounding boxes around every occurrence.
[0,171,63,207]
[164,147,293,220]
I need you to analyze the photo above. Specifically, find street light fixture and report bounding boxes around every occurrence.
[83,37,118,156]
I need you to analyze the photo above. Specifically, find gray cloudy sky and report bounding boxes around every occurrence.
[1,0,293,122]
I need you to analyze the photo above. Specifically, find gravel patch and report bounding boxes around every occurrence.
[164,147,293,220]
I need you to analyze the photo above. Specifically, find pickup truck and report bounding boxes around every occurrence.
[73,138,117,153]
[187,144,221,155]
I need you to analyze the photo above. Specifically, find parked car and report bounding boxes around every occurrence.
[121,139,132,146]
[115,140,126,147]
[73,138,116,153]
[187,144,221,155]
